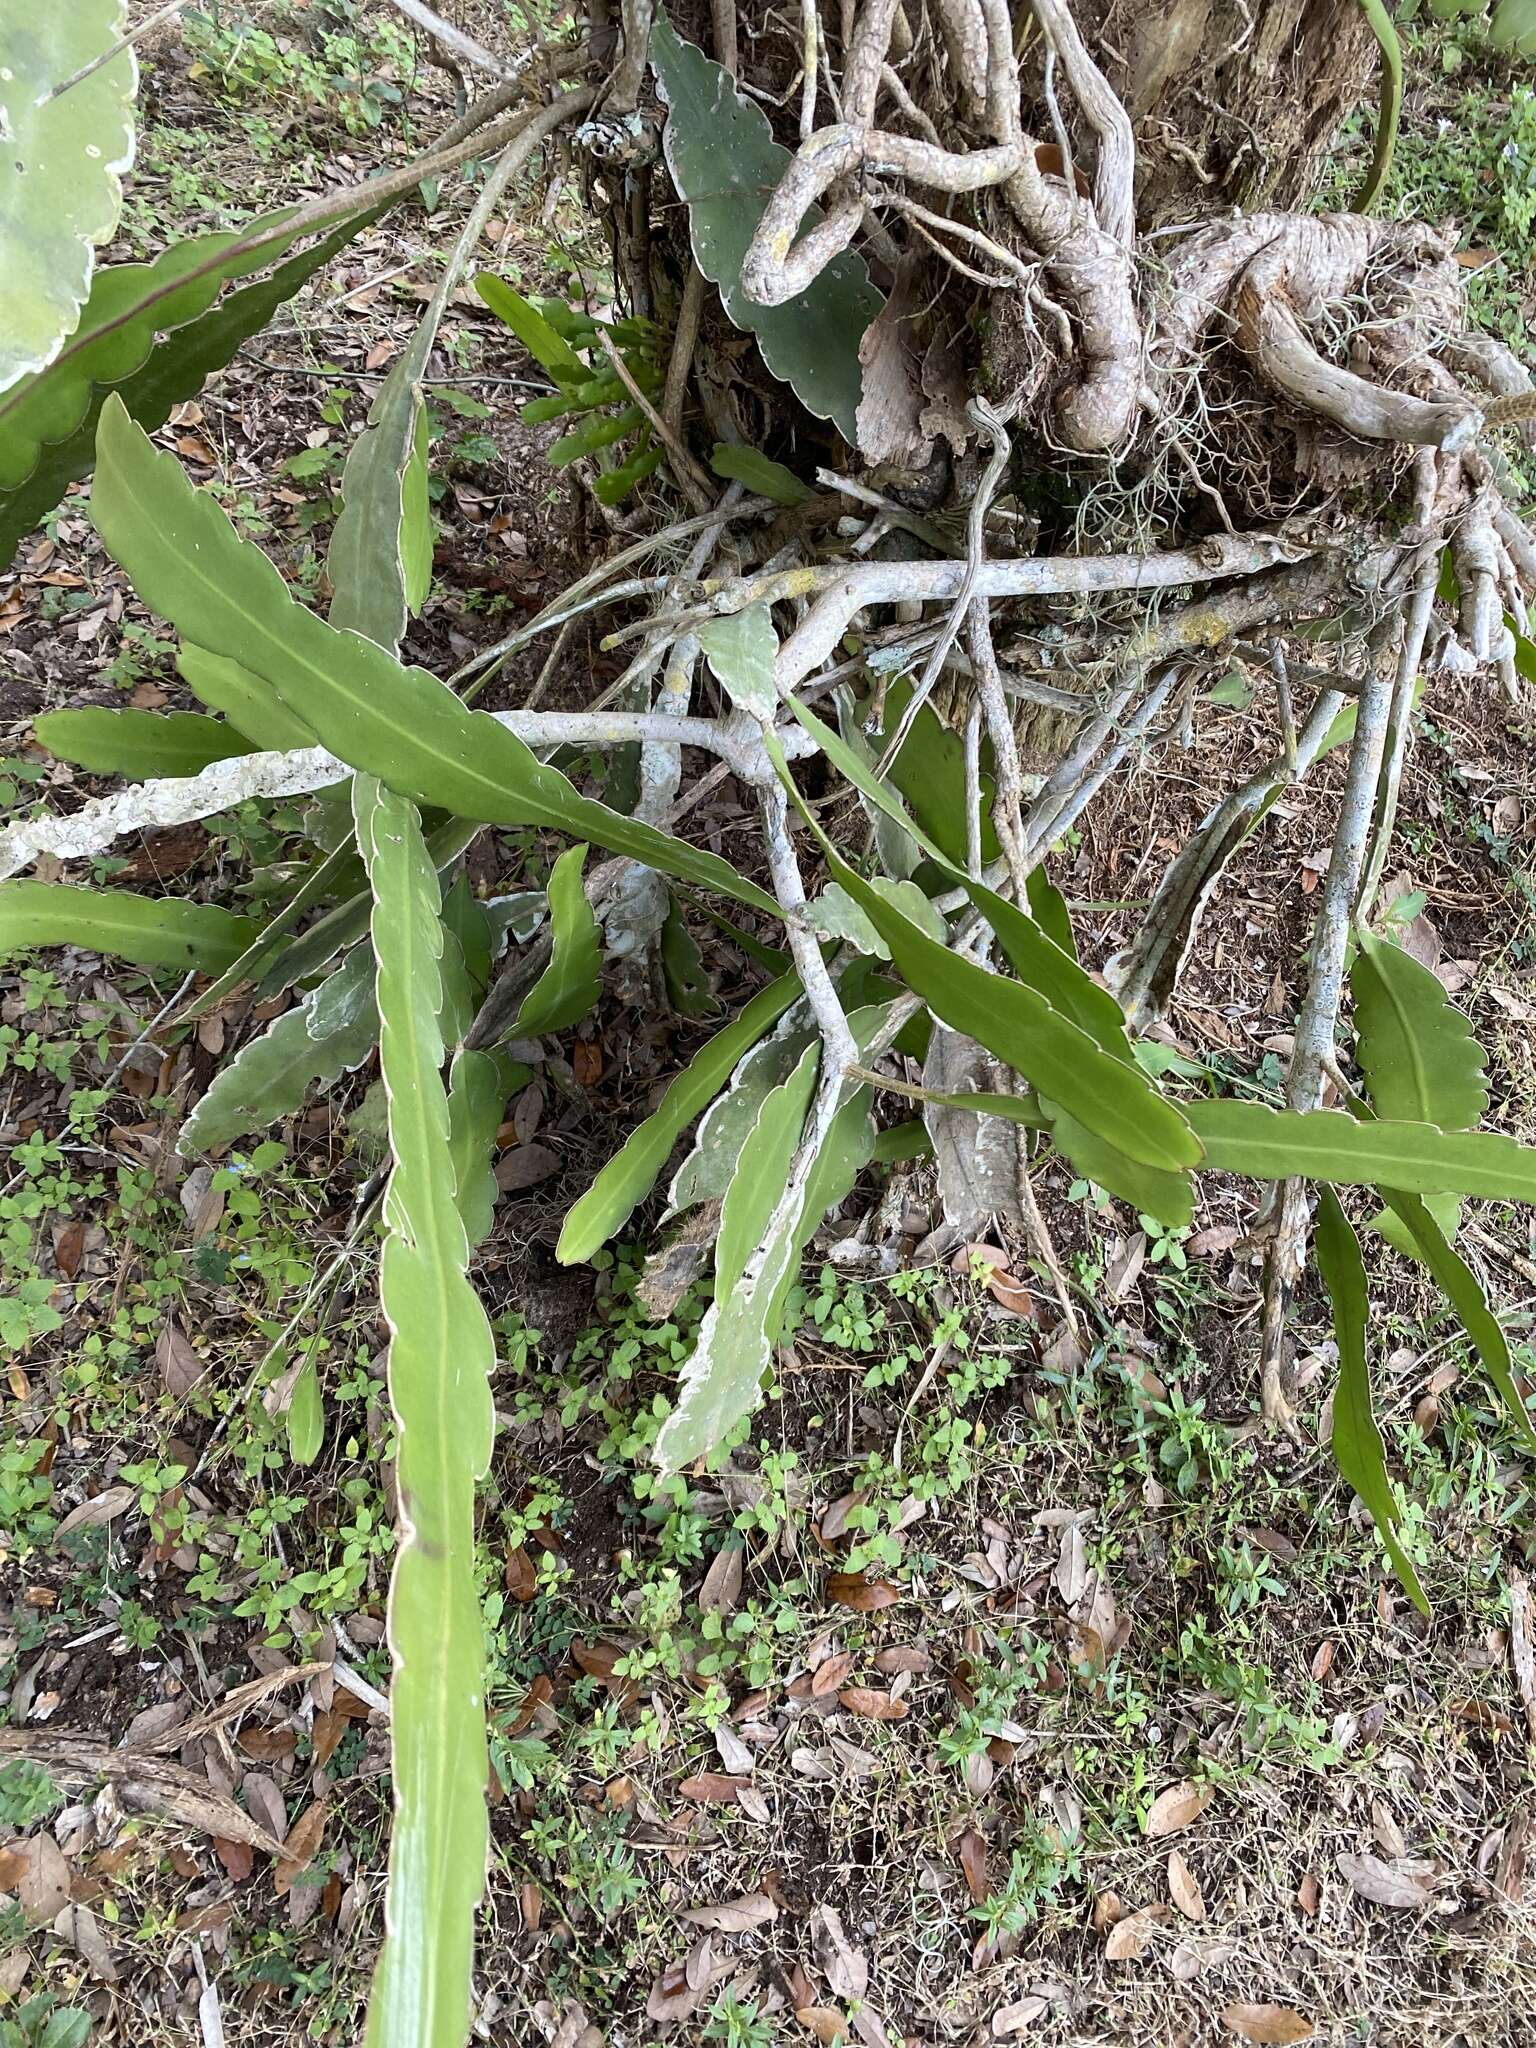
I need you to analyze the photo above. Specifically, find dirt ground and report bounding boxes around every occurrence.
[4,7,1536,2048]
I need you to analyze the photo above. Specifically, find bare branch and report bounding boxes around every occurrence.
[1,709,814,884]
[766,532,1309,689]
[386,0,514,78]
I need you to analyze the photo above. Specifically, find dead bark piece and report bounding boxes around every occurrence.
[0,1731,286,1857]
[855,261,932,466]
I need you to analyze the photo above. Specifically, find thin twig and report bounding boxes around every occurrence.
[592,328,714,512]
[50,0,189,98]
[879,396,1016,768]
[1258,595,1422,1431]
[387,0,513,78]
[1356,565,1438,923]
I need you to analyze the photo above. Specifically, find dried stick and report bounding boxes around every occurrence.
[767,532,1306,689]
[592,328,713,511]
[1257,590,1426,1429]
[387,0,513,78]
[1,709,816,883]
[662,263,707,439]
[1356,566,1438,925]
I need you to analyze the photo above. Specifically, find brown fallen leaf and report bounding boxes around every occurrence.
[1168,1850,1205,1922]
[1146,1780,1214,1837]
[494,1139,560,1192]
[1220,2004,1317,2044]
[1243,1526,1298,1560]
[848,2007,892,2048]
[825,1573,899,1613]
[713,1722,754,1776]
[507,1672,554,1736]
[572,1038,603,1088]
[1448,1697,1512,1734]
[952,1240,1034,1318]
[679,1890,777,1933]
[54,1484,136,1536]
[873,1644,929,1675]
[52,1219,84,1280]
[957,1827,989,1904]
[156,1320,204,1400]
[677,1773,749,1806]
[1296,1870,1320,1917]
[796,2009,851,2046]
[819,1491,865,1543]
[991,1993,1049,2036]
[699,1543,744,1616]
[569,1639,638,1703]
[17,1836,70,1924]
[310,1707,349,1770]
[240,1773,288,1845]
[1090,1890,1125,1932]
[52,1901,118,1983]
[1336,1851,1434,1910]
[0,1844,29,1890]
[811,1902,867,1999]
[837,1686,908,1721]
[273,1802,326,1897]
[212,1836,254,1882]
[237,1725,298,1764]
[811,1651,854,1698]
[1104,1907,1160,1960]
[646,1965,698,2023]
[504,1545,538,1603]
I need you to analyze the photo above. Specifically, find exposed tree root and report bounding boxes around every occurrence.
[569,0,1536,1424]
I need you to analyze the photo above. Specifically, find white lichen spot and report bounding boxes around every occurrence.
[85,144,102,159]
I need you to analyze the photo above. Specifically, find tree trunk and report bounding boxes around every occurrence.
[1096,0,1379,217]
